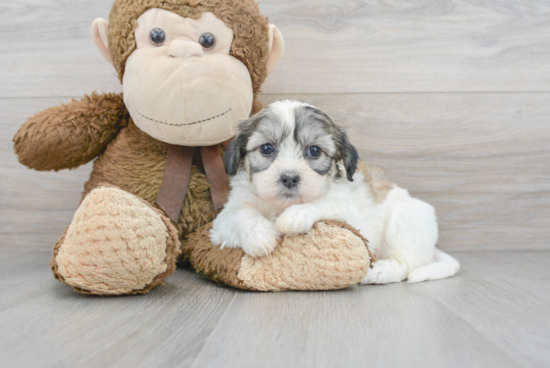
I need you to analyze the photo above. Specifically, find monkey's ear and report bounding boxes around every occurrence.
[91,18,112,64]
[267,24,284,74]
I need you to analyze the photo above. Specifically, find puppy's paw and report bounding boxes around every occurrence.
[362,259,406,285]
[209,226,226,246]
[275,204,317,235]
[240,220,281,258]
[210,218,238,248]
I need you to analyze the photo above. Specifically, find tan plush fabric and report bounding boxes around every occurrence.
[238,221,371,291]
[54,186,181,295]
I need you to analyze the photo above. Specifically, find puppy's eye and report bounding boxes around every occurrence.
[306,146,322,159]
[150,28,166,46]
[199,33,216,50]
[260,144,275,156]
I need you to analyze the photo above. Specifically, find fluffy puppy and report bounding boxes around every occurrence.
[210,100,459,284]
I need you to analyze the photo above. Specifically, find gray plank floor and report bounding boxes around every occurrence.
[1,249,548,368]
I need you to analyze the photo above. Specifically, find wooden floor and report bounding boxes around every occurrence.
[0,249,548,368]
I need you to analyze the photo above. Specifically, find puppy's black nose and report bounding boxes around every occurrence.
[280,173,300,189]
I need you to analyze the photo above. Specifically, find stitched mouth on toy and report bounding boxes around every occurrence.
[135,108,232,127]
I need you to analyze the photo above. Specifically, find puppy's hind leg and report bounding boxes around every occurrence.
[362,197,438,285]
[362,258,408,285]
[406,247,460,283]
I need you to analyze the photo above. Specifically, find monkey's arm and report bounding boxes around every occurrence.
[14,93,128,171]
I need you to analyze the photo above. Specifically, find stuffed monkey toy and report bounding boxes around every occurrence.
[13,0,372,295]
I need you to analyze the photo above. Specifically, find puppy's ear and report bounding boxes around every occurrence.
[224,132,248,176]
[224,116,259,175]
[342,138,359,181]
[335,128,359,181]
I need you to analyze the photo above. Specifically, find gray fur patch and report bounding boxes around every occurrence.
[294,105,358,181]
[293,105,338,177]
[247,150,276,175]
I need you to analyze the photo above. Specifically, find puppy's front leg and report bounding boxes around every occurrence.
[276,198,360,235]
[210,208,281,257]
[276,196,353,235]
[275,203,319,235]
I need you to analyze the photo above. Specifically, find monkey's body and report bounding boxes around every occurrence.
[13,0,373,295]
[82,106,217,236]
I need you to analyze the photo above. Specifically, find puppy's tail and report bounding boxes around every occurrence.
[406,247,460,283]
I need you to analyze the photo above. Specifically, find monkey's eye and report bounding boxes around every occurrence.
[260,144,275,156]
[150,28,166,46]
[306,146,322,159]
[199,33,216,50]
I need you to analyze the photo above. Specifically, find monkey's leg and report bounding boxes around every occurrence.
[50,186,180,295]
[182,221,372,291]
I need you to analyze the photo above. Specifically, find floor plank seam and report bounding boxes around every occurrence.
[2,91,550,101]
[189,292,237,368]
[448,249,550,254]
[0,96,85,100]
[430,286,529,368]
[259,91,550,95]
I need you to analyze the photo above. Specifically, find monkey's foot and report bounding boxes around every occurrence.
[51,186,180,295]
[184,220,372,291]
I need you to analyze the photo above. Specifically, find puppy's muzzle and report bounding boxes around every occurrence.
[280,172,300,189]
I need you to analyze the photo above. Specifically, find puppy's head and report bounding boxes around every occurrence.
[224,100,358,208]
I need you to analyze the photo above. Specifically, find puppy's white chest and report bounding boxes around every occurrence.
[257,202,285,222]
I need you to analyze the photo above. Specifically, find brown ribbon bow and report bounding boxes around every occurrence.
[156,144,230,223]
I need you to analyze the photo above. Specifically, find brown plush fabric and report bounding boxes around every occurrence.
[182,223,249,290]
[251,100,264,115]
[50,227,69,283]
[13,93,129,171]
[109,0,270,94]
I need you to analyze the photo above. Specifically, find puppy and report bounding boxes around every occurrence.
[210,100,459,284]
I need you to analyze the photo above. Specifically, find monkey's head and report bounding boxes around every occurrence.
[91,0,284,146]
